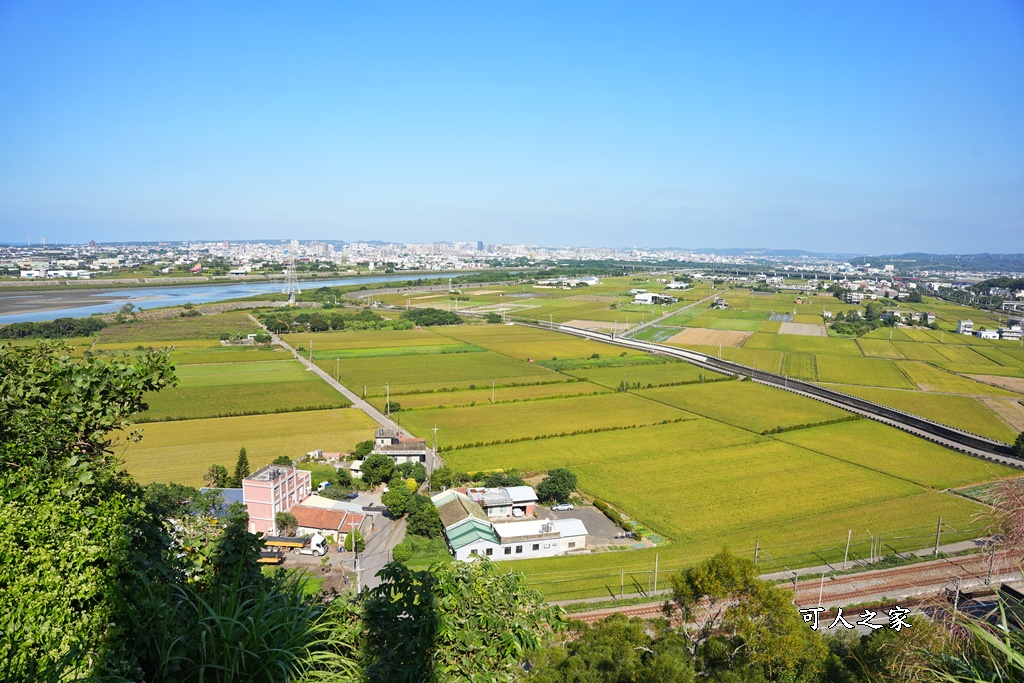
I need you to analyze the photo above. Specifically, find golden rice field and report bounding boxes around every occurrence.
[120,408,378,485]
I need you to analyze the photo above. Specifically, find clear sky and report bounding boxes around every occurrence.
[1,2,1022,253]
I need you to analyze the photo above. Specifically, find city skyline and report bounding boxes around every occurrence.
[1,1,1022,253]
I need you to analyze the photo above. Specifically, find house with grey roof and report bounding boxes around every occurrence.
[372,427,429,465]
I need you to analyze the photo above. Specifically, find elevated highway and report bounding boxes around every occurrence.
[517,322,1022,469]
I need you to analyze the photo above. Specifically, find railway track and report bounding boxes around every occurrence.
[571,549,1024,624]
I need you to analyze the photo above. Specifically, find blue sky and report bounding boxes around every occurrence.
[1,2,1022,253]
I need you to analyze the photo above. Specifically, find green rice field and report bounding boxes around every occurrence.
[774,420,1015,488]
[637,381,849,433]
[814,356,916,389]
[829,386,1017,443]
[562,360,726,388]
[138,361,350,421]
[399,392,690,448]
[321,349,559,395]
[281,328,459,350]
[371,380,612,410]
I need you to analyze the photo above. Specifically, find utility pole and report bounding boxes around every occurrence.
[653,554,659,593]
[385,383,390,416]
[491,381,495,403]
[754,540,760,565]
[309,338,313,362]
[934,516,942,557]
[336,357,339,382]
[843,529,852,570]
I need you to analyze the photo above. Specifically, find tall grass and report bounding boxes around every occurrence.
[126,567,360,683]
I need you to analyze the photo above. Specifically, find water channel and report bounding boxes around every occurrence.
[0,274,459,324]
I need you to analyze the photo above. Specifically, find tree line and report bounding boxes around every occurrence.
[0,315,107,339]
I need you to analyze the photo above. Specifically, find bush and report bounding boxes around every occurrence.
[344,529,365,553]
[392,543,413,563]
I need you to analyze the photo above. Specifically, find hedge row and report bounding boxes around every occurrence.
[134,403,348,423]
[591,499,643,539]
[396,390,610,412]
[760,414,862,436]
[379,378,580,397]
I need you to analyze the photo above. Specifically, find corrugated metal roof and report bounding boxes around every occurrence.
[291,506,349,531]
[432,490,488,528]
[446,518,499,550]
[501,486,538,503]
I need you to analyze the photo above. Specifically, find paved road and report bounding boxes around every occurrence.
[251,314,404,432]
[357,515,408,590]
[250,314,446,587]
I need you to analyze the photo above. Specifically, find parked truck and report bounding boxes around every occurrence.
[263,533,328,557]
[293,532,329,557]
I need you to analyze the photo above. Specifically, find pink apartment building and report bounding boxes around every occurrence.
[242,464,312,535]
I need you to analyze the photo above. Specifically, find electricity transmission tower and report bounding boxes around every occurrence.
[282,266,301,306]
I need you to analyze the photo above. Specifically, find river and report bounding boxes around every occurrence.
[0,274,461,324]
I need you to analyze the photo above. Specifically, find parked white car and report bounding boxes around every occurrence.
[550,503,574,511]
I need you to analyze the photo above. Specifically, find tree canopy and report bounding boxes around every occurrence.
[399,307,465,327]
[537,468,577,503]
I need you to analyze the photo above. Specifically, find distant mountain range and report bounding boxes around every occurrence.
[683,247,863,259]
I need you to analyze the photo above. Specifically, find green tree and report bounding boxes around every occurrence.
[666,548,758,657]
[537,468,577,503]
[353,439,374,458]
[233,446,251,486]
[144,482,223,519]
[361,453,394,487]
[0,341,175,678]
[1014,431,1024,458]
[406,501,443,538]
[382,481,413,518]
[864,301,884,321]
[362,561,564,682]
[272,454,293,466]
[485,312,503,323]
[664,548,828,680]
[396,461,427,484]
[344,528,365,553]
[528,614,694,682]
[275,511,298,536]
[484,470,527,488]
